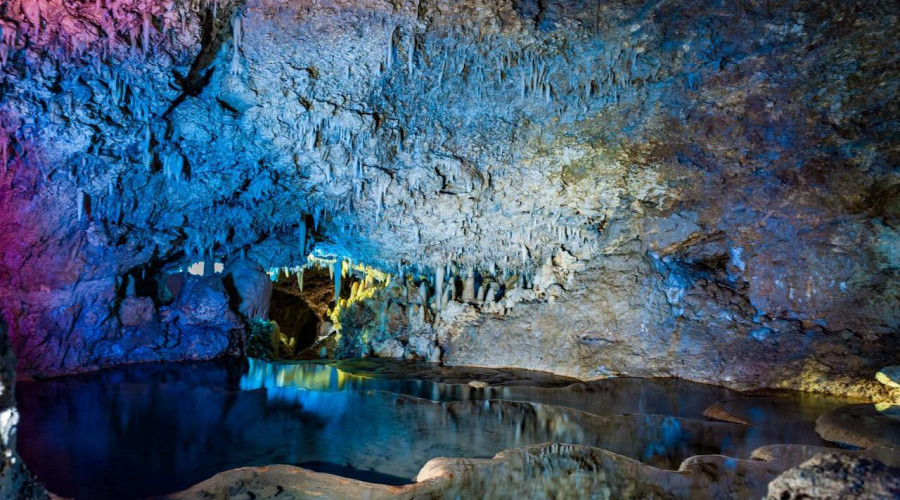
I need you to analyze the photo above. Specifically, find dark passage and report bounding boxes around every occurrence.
[269,268,335,355]
[269,287,320,354]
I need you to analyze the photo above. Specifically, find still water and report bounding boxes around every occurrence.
[16,358,847,500]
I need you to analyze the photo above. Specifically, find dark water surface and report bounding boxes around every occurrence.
[16,358,849,500]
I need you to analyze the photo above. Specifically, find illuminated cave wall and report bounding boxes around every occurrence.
[0,0,898,398]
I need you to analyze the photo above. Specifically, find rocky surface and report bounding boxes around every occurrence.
[0,320,49,499]
[0,0,898,402]
[815,404,900,449]
[766,452,900,500]
[158,442,900,500]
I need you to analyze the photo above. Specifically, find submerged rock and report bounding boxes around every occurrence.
[703,401,754,426]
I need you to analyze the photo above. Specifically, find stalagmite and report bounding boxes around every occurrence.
[462,267,475,302]
[486,282,499,303]
[297,268,304,291]
[417,281,428,306]
[435,265,444,311]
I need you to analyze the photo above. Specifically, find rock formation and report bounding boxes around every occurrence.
[158,442,900,500]
[0,320,49,499]
[766,453,900,500]
[0,0,898,395]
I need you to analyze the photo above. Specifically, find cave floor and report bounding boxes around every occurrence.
[14,358,875,500]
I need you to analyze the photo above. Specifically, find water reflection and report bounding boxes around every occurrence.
[239,358,741,417]
[17,359,847,500]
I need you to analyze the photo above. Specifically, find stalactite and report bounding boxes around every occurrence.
[142,11,151,54]
[231,14,243,75]
[434,265,444,311]
[333,260,342,304]
[407,32,415,75]
[76,189,85,221]
[162,151,185,182]
[385,24,395,69]
[298,222,307,258]
[142,127,153,170]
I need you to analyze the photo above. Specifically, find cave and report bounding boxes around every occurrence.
[267,267,332,356]
[1,0,899,499]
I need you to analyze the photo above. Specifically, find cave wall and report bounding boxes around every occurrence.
[0,0,897,397]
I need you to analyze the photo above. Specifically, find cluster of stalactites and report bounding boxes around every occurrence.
[392,255,548,329]
[0,0,204,64]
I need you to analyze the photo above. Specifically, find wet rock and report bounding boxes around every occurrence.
[0,320,50,499]
[468,380,489,389]
[161,441,848,500]
[372,339,404,359]
[406,334,441,362]
[816,404,900,449]
[765,453,900,500]
[119,297,158,328]
[224,259,272,320]
[751,444,900,469]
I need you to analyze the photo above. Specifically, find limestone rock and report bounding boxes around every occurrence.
[816,404,900,449]
[406,335,441,362]
[766,453,900,500]
[372,339,404,359]
[0,0,898,406]
[224,258,273,320]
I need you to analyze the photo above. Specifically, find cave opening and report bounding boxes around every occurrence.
[268,267,333,357]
